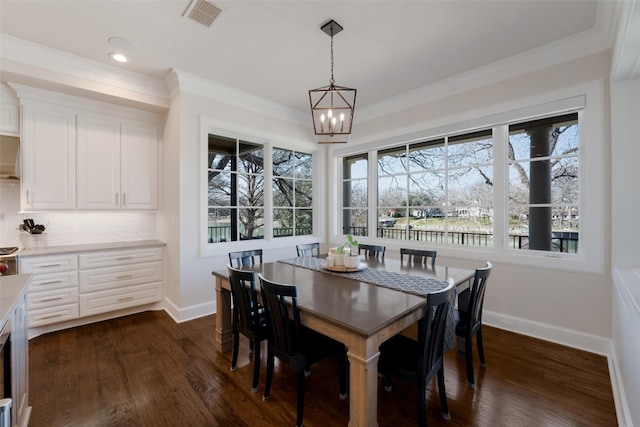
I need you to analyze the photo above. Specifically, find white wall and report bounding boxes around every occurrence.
[611,78,640,427]
[163,73,321,321]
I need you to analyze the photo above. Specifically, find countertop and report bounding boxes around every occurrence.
[18,239,166,257]
[0,273,31,326]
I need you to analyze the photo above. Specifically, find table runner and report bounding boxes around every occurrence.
[278,256,450,297]
[279,256,457,350]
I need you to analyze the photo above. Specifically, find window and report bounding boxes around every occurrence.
[342,154,368,236]
[508,113,579,253]
[375,131,494,247]
[207,135,264,243]
[272,148,313,237]
[342,113,580,254]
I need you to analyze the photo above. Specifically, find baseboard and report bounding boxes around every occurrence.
[607,341,632,427]
[482,310,612,356]
[163,296,216,323]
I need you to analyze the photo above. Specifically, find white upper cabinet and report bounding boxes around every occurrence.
[77,114,121,210]
[21,105,77,210]
[120,122,159,210]
[77,115,159,210]
[12,84,161,212]
[0,83,20,136]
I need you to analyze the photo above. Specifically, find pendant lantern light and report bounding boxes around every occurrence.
[308,19,357,144]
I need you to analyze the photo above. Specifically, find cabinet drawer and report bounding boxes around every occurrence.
[28,287,78,310]
[19,254,78,273]
[28,303,79,327]
[79,261,162,293]
[29,270,78,292]
[79,247,162,269]
[79,282,162,317]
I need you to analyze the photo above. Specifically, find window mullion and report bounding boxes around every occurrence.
[492,125,509,250]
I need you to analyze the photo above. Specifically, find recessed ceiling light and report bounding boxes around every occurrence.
[109,52,128,63]
[108,37,137,53]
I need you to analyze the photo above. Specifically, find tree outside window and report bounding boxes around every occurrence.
[273,148,313,237]
[207,135,264,243]
[508,113,579,253]
[342,154,368,236]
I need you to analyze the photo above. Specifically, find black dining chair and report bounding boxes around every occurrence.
[358,244,385,259]
[258,274,348,427]
[400,248,437,267]
[455,261,492,388]
[296,242,320,257]
[228,249,263,267]
[378,278,456,427]
[227,265,269,393]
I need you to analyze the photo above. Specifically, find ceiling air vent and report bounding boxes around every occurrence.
[183,0,222,28]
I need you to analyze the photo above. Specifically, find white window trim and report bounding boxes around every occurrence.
[332,79,605,275]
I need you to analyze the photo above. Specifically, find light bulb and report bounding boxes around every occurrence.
[320,113,325,123]
[328,110,333,118]
[109,52,128,63]
[340,113,345,122]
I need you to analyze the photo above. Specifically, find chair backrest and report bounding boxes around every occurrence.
[465,262,492,334]
[228,249,263,267]
[358,244,386,259]
[296,242,320,257]
[227,265,261,333]
[259,274,302,358]
[417,278,455,378]
[400,248,437,267]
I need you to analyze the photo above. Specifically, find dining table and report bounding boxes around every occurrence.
[212,255,476,427]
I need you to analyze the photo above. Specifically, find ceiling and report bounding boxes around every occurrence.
[0,1,615,114]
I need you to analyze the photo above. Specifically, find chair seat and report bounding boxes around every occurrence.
[379,334,422,380]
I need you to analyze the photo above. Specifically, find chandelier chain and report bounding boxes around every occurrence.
[330,34,335,85]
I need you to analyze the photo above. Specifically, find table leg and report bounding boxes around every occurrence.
[347,349,380,427]
[215,276,233,353]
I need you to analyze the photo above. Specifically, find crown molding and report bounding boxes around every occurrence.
[357,26,612,123]
[0,34,169,110]
[166,69,309,126]
[611,0,640,81]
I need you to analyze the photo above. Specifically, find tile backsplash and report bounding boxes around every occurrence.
[0,181,157,248]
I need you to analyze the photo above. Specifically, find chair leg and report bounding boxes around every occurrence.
[416,378,427,427]
[338,350,348,399]
[384,374,393,392]
[251,339,260,393]
[230,330,239,372]
[437,366,451,420]
[296,369,305,427]
[263,351,274,402]
[477,327,486,368]
[465,333,475,388]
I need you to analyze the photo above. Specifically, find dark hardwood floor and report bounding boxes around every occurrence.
[28,310,617,426]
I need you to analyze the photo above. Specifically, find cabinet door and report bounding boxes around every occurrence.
[120,122,158,210]
[21,106,76,210]
[77,115,121,210]
[12,292,29,427]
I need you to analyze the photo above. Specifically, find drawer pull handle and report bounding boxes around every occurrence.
[40,297,63,302]
[116,256,134,260]
[39,263,63,268]
[117,274,134,279]
[41,314,64,320]
[40,280,63,285]
[118,296,134,302]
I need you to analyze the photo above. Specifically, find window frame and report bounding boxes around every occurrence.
[199,115,320,258]
[332,80,604,274]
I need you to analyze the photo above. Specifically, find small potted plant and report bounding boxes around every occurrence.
[339,234,361,268]
[328,234,359,266]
